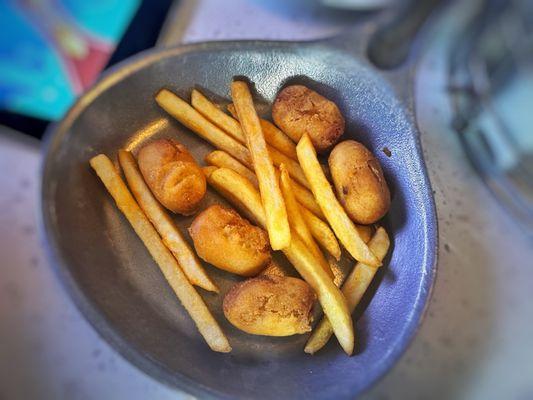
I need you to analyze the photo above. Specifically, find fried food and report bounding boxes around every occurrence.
[279,164,333,279]
[207,162,337,259]
[89,154,231,353]
[299,207,341,260]
[137,138,206,215]
[155,89,251,166]
[206,167,266,227]
[204,165,354,354]
[272,85,344,153]
[290,178,324,218]
[329,140,390,224]
[202,165,218,178]
[231,80,290,250]
[227,103,297,159]
[223,275,315,336]
[268,146,310,189]
[119,150,218,292]
[194,91,298,160]
[159,89,310,191]
[206,149,323,218]
[191,89,244,143]
[284,233,354,354]
[296,134,380,267]
[189,205,271,276]
[259,119,298,160]
[205,150,259,188]
[305,227,390,354]
[259,259,287,277]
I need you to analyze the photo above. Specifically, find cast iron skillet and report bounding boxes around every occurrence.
[41,3,439,399]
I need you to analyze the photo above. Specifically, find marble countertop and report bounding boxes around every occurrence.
[1,1,532,399]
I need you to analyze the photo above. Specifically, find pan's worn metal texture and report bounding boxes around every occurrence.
[41,39,437,399]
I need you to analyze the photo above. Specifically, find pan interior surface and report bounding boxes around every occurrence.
[42,42,436,400]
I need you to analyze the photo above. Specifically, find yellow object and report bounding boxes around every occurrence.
[90,154,231,353]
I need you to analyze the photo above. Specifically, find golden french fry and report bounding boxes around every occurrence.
[227,103,297,160]
[284,233,354,355]
[191,90,244,143]
[300,207,341,260]
[89,154,231,353]
[195,93,298,160]
[297,134,380,267]
[279,164,333,279]
[155,89,251,166]
[305,227,390,354]
[205,165,354,354]
[206,148,323,219]
[207,158,334,260]
[205,150,259,188]
[269,146,310,189]
[207,167,266,228]
[260,119,298,160]
[291,179,325,219]
[226,103,237,118]
[119,150,218,293]
[202,166,218,178]
[231,81,290,250]
[159,89,309,193]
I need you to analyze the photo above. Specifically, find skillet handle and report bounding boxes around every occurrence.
[366,0,444,69]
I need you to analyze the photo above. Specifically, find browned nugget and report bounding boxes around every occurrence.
[329,140,390,224]
[189,205,271,276]
[223,275,316,336]
[137,139,206,215]
[272,85,344,153]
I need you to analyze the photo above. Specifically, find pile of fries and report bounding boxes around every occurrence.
[90,79,390,356]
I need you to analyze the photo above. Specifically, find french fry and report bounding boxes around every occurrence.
[226,103,237,118]
[297,134,380,267]
[305,227,390,354]
[260,119,298,160]
[290,179,325,219]
[202,166,218,178]
[205,150,259,188]
[207,157,336,261]
[191,90,244,143]
[206,149,323,219]
[300,202,371,255]
[300,207,341,260]
[207,167,266,228]
[119,150,218,293]
[195,92,298,160]
[269,146,310,189]
[192,90,299,163]
[227,103,297,159]
[284,234,354,355]
[158,89,310,193]
[89,154,231,353]
[231,81,290,250]
[205,165,354,355]
[155,89,251,166]
[279,164,333,279]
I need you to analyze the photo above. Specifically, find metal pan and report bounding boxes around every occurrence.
[40,3,439,399]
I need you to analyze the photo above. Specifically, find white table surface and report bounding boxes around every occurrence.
[1,1,532,399]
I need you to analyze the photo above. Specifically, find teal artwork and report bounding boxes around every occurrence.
[0,0,140,120]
